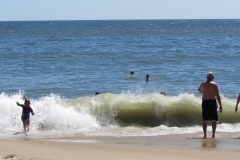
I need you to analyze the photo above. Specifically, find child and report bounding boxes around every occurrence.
[16,98,35,132]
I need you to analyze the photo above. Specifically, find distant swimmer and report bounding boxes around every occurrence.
[16,98,35,132]
[95,92,100,95]
[198,72,222,139]
[146,74,150,82]
[160,92,166,96]
[130,71,135,75]
[145,74,154,82]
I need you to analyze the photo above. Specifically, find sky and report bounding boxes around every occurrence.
[1,0,240,21]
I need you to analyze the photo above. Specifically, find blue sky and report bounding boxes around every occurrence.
[1,0,239,21]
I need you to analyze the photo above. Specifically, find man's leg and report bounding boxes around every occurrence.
[212,120,216,138]
[202,121,207,138]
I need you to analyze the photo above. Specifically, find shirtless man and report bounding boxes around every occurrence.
[198,72,223,139]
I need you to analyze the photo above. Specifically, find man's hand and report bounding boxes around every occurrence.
[219,106,223,113]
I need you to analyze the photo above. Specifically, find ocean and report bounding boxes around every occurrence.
[1,20,240,140]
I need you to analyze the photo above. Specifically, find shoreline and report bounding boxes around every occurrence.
[1,132,240,160]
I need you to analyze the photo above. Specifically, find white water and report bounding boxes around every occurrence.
[0,92,240,140]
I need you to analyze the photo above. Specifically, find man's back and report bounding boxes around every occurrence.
[199,81,219,100]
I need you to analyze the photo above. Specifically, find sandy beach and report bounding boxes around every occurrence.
[1,132,240,160]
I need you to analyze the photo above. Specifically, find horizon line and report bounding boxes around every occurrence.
[1,18,240,22]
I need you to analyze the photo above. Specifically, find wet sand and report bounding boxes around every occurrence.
[1,132,240,160]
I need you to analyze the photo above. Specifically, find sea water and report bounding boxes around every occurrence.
[0,20,240,139]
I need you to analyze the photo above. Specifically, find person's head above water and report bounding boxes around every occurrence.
[130,71,135,75]
[95,92,100,95]
[160,92,166,96]
[146,74,150,79]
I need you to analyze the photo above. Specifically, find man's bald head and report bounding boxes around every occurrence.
[207,72,214,81]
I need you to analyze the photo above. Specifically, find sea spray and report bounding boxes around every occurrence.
[0,93,100,133]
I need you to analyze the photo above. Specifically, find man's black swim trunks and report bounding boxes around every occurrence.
[202,99,218,122]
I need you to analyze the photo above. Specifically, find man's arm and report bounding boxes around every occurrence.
[216,95,222,113]
[235,95,240,112]
[215,84,222,113]
[198,83,202,93]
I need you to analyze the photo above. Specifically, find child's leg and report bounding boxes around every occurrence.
[25,119,30,132]
[21,118,27,132]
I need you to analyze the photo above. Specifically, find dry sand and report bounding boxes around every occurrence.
[1,132,240,160]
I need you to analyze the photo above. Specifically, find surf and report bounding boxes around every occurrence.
[0,92,238,131]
